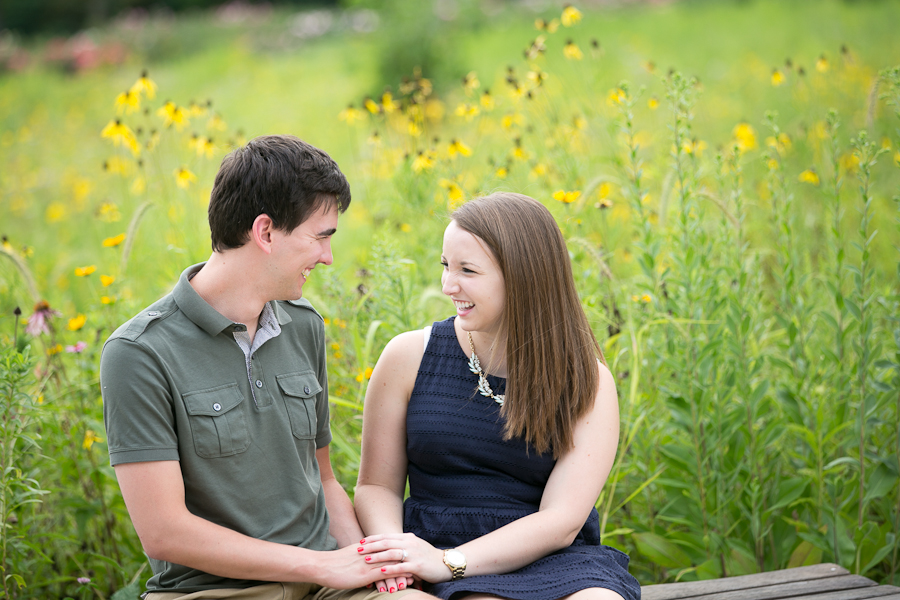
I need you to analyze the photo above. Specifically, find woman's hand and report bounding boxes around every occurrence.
[359,533,450,584]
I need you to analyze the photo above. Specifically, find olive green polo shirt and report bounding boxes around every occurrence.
[100,263,338,593]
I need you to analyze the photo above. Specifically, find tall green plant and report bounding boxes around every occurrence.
[1,346,50,599]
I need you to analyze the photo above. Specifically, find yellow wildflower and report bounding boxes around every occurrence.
[103,233,126,248]
[191,136,216,158]
[157,101,189,130]
[597,182,613,199]
[400,223,412,233]
[881,137,891,150]
[98,202,121,222]
[338,104,365,124]
[455,103,480,121]
[114,89,140,115]
[83,430,103,450]
[100,275,115,287]
[47,344,63,356]
[732,123,757,152]
[439,179,465,208]
[512,145,527,161]
[462,72,480,94]
[527,69,547,86]
[101,295,116,305]
[771,69,785,86]
[448,139,472,158]
[648,97,659,110]
[530,163,548,178]
[174,167,197,189]
[643,61,656,73]
[45,203,66,222]
[364,98,380,114]
[595,197,613,209]
[495,166,508,179]
[68,314,86,331]
[207,114,227,131]
[894,150,900,167]
[367,131,381,146]
[631,294,652,303]
[816,55,829,73]
[607,88,626,106]
[408,121,422,137]
[766,158,780,171]
[412,151,435,172]
[130,70,157,99]
[553,189,581,204]
[561,5,582,27]
[131,176,146,195]
[74,265,96,277]
[563,40,583,60]
[188,100,209,118]
[100,120,140,156]
[682,139,707,156]
[480,90,494,111]
[798,169,820,185]
[381,91,399,114]
[840,153,859,173]
[535,18,559,33]
[104,156,132,176]
[501,113,524,129]
[525,36,547,60]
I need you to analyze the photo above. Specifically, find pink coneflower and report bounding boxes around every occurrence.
[25,300,61,336]
[77,577,91,585]
[65,341,88,354]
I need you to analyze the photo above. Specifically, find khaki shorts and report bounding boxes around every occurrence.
[144,583,425,600]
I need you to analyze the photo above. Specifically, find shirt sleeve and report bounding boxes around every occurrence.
[101,337,181,465]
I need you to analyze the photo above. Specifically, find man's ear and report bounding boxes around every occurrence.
[251,214,276,254]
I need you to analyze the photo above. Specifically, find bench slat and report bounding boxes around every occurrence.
[785,585,900,600]
[642,564,854,600]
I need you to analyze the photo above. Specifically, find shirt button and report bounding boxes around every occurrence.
[255,380,263,388]
[304,385,310,394]
[213,403,222,412]
[147,311,159,317]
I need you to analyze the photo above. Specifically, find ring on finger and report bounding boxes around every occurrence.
[402,549,408,561]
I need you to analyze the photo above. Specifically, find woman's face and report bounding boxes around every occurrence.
[441,220,506,338]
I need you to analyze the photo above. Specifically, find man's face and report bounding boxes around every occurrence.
[268,203,339,300]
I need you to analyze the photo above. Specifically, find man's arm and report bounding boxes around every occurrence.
[316,446,364,548]
[114,460,389,589]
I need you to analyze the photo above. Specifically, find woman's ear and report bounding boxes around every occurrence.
[251,214,276,254]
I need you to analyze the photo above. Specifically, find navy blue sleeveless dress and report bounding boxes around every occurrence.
[403,317,641,600]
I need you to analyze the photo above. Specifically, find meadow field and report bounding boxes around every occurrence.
[2,0,900,597]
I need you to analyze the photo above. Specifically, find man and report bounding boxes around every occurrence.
[101,135,417,600]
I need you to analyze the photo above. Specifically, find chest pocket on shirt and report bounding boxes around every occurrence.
[277,372,322,440]
[183,383,251,458]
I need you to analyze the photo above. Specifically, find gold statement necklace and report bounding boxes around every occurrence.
[466,332,505,406]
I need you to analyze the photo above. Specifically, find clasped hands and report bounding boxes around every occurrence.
[356,532,450,593]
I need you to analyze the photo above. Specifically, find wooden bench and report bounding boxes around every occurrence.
[641,564,900,600]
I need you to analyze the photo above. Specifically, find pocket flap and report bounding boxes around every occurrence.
[183,383,244,417]
[277,372,322,398]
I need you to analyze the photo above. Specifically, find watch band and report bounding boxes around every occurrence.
[442,549,467,580]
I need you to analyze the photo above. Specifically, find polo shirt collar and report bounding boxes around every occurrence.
[173,263,293,336]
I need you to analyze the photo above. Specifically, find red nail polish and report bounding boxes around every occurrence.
[399,583,405,590]
[380,588,386,593]
[381,567,387,572]
[360,539,366,544]
[357,547,364,552]
[390,587,396,593]
[365,556,371,562]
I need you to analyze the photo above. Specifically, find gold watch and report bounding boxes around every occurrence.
[442,548,467,580]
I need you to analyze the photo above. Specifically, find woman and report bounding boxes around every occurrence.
[355,193,640,600]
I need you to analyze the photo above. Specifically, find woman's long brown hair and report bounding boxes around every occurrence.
[451,192,605,458]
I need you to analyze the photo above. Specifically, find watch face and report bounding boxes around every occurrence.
[445,549,466,567]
